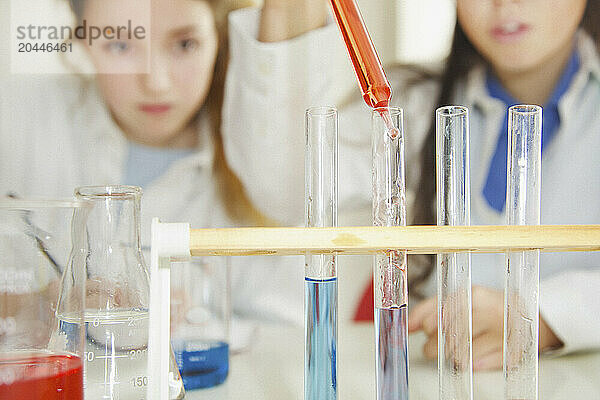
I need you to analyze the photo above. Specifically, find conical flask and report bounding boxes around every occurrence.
[74,185,184,399]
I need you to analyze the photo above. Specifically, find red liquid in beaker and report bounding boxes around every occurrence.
[0,353,83,400]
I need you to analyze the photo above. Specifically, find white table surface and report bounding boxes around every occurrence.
[184,250,600,399]
[185,321,600,399]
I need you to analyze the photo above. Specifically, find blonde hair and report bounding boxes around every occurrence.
[202,0,274,226]
[69,0,272,226]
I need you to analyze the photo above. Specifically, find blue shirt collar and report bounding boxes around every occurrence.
[481,48,580,213]
[485,48,580,108]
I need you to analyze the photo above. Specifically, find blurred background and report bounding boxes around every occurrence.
[0,0,455,76]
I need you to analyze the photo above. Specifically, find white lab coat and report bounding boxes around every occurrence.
[224,8,600,353]
[0,75,304,327]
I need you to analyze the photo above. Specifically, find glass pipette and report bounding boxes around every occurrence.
[329,0,398,137]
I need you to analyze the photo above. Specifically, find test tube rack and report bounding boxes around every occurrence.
[148,220,600,400]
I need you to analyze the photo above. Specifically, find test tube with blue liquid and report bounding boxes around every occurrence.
[305,106,338,400]
[436,106,473,400]
[372,107,409,399]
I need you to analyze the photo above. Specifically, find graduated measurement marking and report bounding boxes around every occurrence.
[103,338,111,398]
[95,355,128,359]
[58,310,150,398]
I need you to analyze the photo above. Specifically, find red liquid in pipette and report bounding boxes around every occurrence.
[0,353,83,400]
[329,0,399,138]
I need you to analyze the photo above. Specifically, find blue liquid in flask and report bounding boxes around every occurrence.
[305,277,337,400]
[375,305,409,400]
[172,339,229,390]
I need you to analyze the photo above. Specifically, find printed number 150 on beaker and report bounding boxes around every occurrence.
[59,309,149,399]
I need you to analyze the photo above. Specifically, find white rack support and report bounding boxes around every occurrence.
[148,218,191,400]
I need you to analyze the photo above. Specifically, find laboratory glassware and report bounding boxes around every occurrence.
[436,106,473,400]
[503,105,542,400]
[0,198,91,400]
[170,257,231,389]
[305,106,338,400]
[329,0,390,108]
[372,107,409,399]
[329,0,398,136]
[74,185,185,400]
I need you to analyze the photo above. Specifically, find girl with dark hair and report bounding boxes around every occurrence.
[408,0,600,370]
[226,0,600,370]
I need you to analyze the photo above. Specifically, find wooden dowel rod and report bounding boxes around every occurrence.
[189,225,600,256]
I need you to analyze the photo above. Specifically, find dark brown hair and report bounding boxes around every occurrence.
[410,0,600,294]
[69,0,270,226]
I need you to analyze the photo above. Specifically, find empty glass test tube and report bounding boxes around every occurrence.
[504,105,542,400]
[372,107,409,400]
[305,106,338,400]
[436,106,473,400]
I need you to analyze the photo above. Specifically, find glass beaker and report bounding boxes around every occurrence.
[0,199,91,400]
[74,185,184,400]
[170,257,231,390]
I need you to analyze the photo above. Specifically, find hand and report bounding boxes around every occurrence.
[408,286,563,371]
[260,0,329,42]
